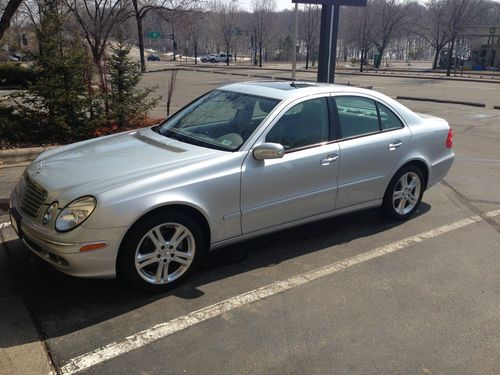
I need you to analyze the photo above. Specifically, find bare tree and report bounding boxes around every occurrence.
[356,1,375,72]
[444,0,483,76]
[129,0,197,71]
[300,4,320,69]
[165,68,176,115]
[371,0,407,68]
[251,0,275,67]
[0,0,24,40]
[413,0,452,69]
[184,9,204,64]
[214,0,238,66]
[64,0,128,90]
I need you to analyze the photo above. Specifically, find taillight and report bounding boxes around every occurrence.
[446,128,453,148]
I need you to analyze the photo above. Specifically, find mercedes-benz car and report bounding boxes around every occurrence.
[9,81,454,291]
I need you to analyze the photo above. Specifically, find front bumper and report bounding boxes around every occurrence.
[10,189,125,279]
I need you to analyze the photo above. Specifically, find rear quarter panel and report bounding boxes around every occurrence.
[404,115,455,188]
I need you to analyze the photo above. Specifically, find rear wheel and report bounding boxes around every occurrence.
[117,212,206,292]
[382,165,424,220]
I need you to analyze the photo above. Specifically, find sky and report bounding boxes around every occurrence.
[240,0,298,11]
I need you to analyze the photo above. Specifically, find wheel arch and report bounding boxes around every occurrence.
[400,159,429,190]
[116,203,212,268]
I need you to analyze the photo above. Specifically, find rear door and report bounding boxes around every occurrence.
[332,95,412,209]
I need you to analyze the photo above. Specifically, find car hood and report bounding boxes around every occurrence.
[27,128,225,202]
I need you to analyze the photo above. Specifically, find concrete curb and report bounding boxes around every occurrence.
[0,146,57,166]
[396,96,486,108]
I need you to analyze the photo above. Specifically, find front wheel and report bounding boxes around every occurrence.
[117,212,206,292]
[381,165,424,220]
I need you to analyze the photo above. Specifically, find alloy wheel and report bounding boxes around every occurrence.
[134,223,195,285]
[392,172,421,215]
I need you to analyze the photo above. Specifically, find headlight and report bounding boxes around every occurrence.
[55,196,96,232]
[42,202,59,225]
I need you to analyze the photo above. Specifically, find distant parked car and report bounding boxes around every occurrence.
[147,54,161,61]
[9,81,454,292]
[15,53,28,61]
[7,53,27,62]
[200,53,232,63]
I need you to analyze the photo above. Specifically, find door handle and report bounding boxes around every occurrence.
[321,154,339,165]
[388,140,402,150]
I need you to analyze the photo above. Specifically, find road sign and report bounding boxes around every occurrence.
[293,0,367,6]
[146,31,161,40]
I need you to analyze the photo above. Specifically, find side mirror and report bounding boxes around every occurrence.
[253,143,285,160]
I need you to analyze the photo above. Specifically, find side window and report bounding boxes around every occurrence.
[265,97,330,150]
[376,102,403,130]
[335,96,379,138]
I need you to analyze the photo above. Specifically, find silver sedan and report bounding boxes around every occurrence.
[9,81,455,291]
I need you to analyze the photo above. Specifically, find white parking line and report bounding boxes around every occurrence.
[59,209,500,375]
[0,222,11,229]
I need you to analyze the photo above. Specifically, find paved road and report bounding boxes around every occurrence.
[1,73,499,374]
[138,68,500,120]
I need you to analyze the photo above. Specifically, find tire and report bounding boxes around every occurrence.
[201,58,207,63]
[210,59,216,63]
[117,211,206,292]
[381,165,424,220]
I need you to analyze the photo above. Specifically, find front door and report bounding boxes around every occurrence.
[241,96,340,234]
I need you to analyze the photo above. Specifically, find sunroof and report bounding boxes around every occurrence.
[248,81,319,91]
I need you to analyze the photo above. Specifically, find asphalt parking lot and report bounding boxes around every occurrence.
[1,70,499,374]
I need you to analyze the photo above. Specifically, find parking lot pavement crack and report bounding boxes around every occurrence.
[441,179,500,234]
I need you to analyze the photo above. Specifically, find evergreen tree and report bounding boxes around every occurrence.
[13,0,98,143]
[106,37,159,129]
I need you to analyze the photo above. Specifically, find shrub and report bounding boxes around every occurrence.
[0,104,27,147]
[0,63,37,88]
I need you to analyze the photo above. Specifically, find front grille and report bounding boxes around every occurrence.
[18,173,47,217]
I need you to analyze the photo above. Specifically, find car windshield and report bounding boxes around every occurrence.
[155,90,280,151]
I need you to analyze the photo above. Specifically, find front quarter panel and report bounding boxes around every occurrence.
[82,152,247,244]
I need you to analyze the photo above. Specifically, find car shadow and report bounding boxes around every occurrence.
[0,203,431,346]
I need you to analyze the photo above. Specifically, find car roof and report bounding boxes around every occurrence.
[219,80,422,124]
[220,81,377,101]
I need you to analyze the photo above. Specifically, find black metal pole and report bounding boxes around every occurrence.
[317,5,340,83]
[328,4,340,83]
[317,4,331,83]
